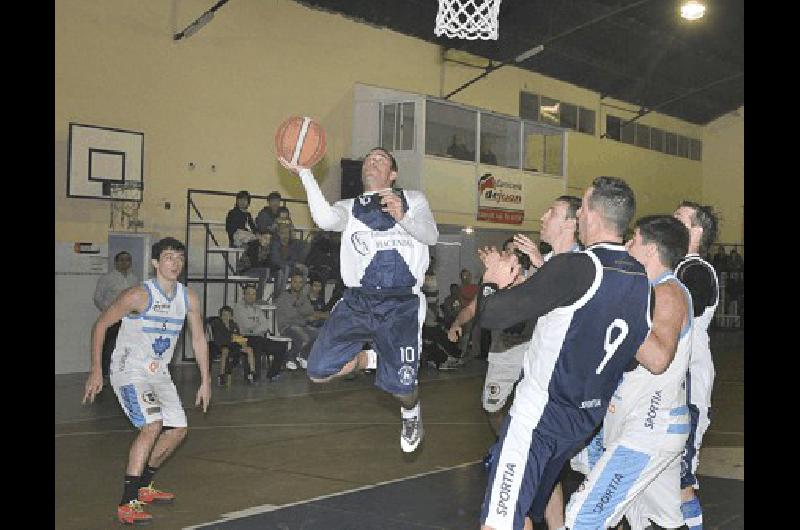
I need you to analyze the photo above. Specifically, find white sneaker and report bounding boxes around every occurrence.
[400,404,424,453]
[296,357,308,369]
[285,360,298,371]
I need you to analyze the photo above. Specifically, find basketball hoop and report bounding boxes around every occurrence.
[435,0,502,41]
[109,181,144,231]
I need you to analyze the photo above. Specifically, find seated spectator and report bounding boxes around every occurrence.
[255,191,283,234]
[233,284,285,381]
[441,283,463,330]
[271,220,308,297]
[421,268,458,368]
[728,247,743,272]
[277,206,292,223]
[274,271,325,370]
[208,305,256,386]
[237,229,277,300]
[711,245,728,273]
[446,134,474,161]
[304,231,338,285]
[306,276,330,327]
[480,142,498,165]
[226,190,258,247]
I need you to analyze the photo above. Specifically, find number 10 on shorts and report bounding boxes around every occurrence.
[401,346,415,363]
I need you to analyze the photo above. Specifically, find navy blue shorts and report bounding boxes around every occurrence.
[307,288,424,395]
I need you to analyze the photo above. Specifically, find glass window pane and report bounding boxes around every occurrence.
[578,107,595,135]
[381,104,396,151]
[620,122,635,144]
[560,103,578,131]
[665,132,678,155]
[605,115,621,141]
[520,92,539,121]
[539,97,560,126]
[480,114,520,168]
[523,121,544,172]
[544,132,563,175]
[650,128,664,152]
[400,102,414,150]
[635,124,650,148]
[677,135,690,158]
[690,139,702,161]
[425,100,477,162]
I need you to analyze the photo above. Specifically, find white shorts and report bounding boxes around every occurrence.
[564,439,683,530]
[483,343,526,413]
[111,376,187,429]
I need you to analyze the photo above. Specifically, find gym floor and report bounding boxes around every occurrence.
[55,330,743,530]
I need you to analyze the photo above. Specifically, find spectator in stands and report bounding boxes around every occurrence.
[458,268,478,306]
[711,245,728,272]
[480,142,498,165]
[271,220,308,298]
[209,305,256,386]
[233,284,285,381]
[277,207,291,223]
[441,283,463,330]
[307,276,330,327]
[446,134,473,161]
[420,265,458,369]
[226,190,258,247]
[93,251,139,385]
[255,191,283,234]
[304,231,339,285]
[728,247,743,272]
[237,229,277,300]
[274,271,325,370]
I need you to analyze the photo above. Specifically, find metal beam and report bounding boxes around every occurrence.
[174,0,231,41]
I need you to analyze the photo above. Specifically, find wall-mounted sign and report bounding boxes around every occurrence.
[477,172,524,224]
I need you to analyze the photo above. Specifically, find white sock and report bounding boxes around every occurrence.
[364,349,377,370]
[401,401,420,419]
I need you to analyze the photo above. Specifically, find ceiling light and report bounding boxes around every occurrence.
[462,226,474,234]
[680,1,706,20]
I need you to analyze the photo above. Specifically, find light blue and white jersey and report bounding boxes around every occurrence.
[111,279,188,379]
[603,271,694,452]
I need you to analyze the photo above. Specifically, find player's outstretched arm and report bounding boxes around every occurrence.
[83,286,149,404]
[186,288,212,412]
[635,282,687,375]
[278,156,347,231]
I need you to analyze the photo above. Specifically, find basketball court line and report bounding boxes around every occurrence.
[181,459,482,529]
[55,371,482,426]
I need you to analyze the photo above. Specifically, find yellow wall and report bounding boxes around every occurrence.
[702,107,744,246]
[56,0,719,242]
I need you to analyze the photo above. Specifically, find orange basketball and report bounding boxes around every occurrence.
[275,116,326,168]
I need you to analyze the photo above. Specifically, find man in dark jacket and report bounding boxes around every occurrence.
[225,190,258,247]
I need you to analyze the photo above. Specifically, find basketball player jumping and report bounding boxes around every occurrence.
[279,147,438,453]
[82,237,211,525]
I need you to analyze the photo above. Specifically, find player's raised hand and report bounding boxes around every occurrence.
[378,189,405,222]
[277,156,307,176]
[195,380,211,413]
[513,233,544,268]
[82,370,103,405]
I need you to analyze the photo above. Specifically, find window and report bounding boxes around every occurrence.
[380,102,414,151]
[605,115,622,141]
[635,124,650,149]
[539,97,560,126]
[650,128,664,152]
[425,100,477,162]
[560,103,578,130]
[689,139,703,161]
[523,121,563,176]
[677,135,690,158]
[665,132,678,155]
[519,92,539,122]
[578,108,596,135]
[620,122,635,145]
[480,114,520,168]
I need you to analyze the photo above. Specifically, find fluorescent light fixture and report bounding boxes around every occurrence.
[462,226,474,234]
[680,1,706,20]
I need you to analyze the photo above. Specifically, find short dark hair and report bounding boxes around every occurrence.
[678,201,719,255]
[290,269,305,279]
[368,147,398,172]
[151,237,186,260]
[588,176,636,236]
[243,283,258,293]
[267,191,282,201]
[555,195,582,220]
[114,251,132,262]
[219,305,233,316]
[502,237,515,251]
[236,190,251,204]
[635,215,690,269]
[513,248,532,271]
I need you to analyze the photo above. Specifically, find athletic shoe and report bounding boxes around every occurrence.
[117,499,153,525]
[138,482,175,504]
[285,360,298,371]
[246,372,256,384]
[296,357,308,369]
[400,411,424,453]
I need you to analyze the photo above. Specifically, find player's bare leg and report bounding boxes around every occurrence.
[126,421,163,476]
[309,349,371,383]
[147,427,188,468]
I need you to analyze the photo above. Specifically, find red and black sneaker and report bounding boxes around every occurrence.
[117,500,152,525]
[138,482,175,504]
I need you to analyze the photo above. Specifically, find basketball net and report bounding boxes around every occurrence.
[435,0,501,41]
[109,181,144,231]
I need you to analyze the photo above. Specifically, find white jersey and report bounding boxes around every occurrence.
[111,279,188,380]
[675,254,719,408]
[603,272,694,452]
